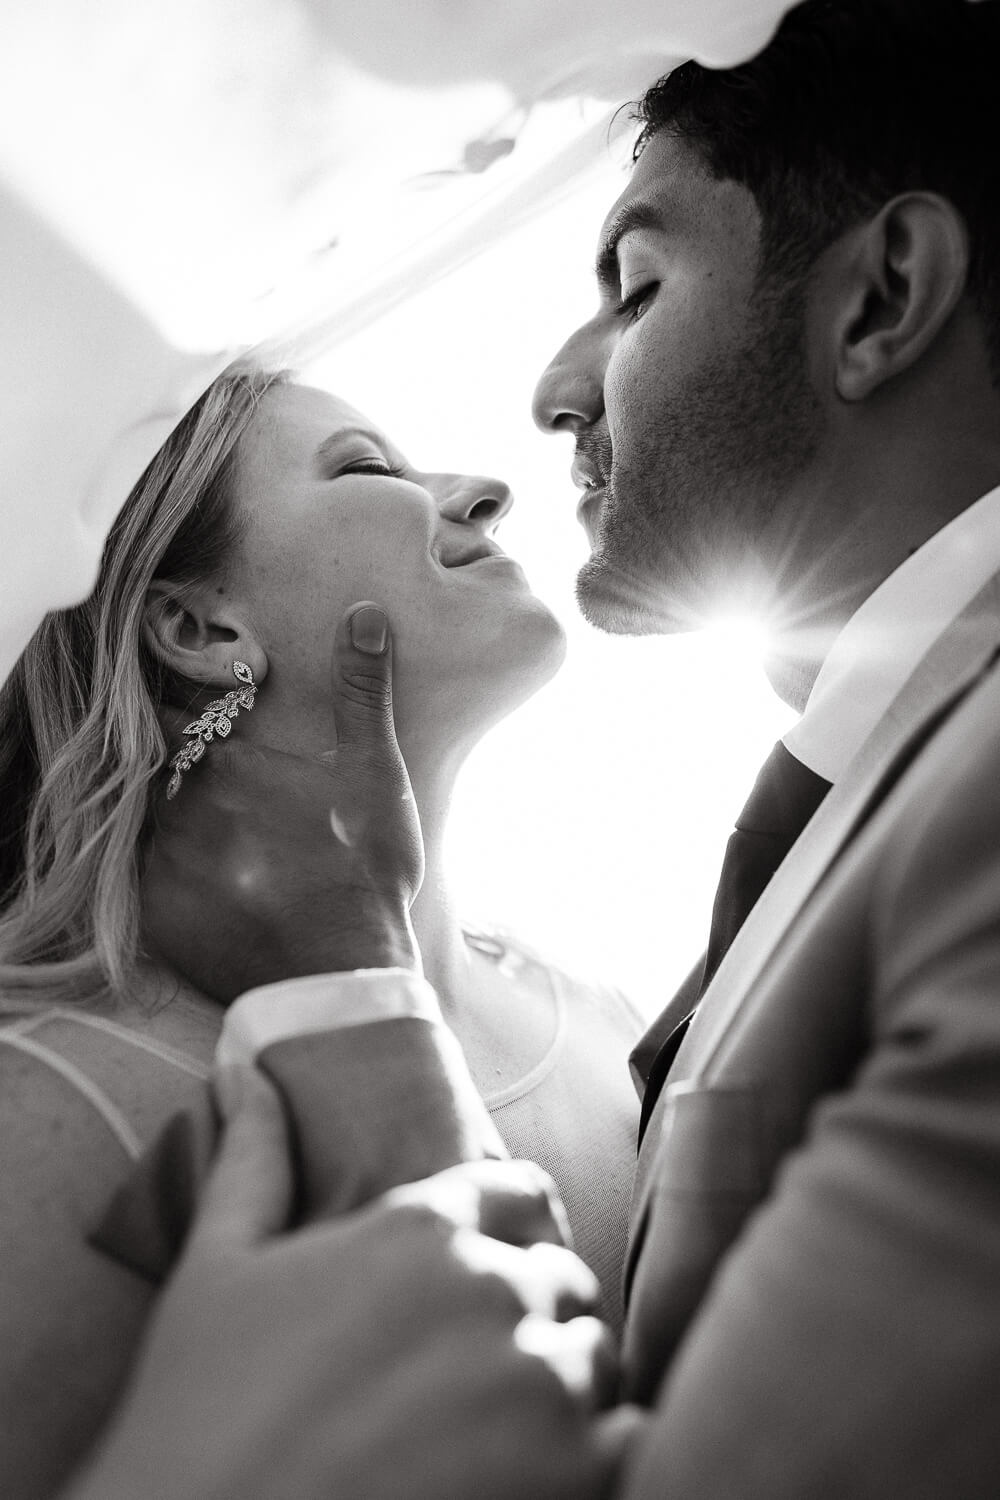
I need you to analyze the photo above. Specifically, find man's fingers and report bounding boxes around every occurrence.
[456,1229,601,1328]
[515,1313,621,1413]
[510,1238,602,1322]
[592,1405,649,1471]
[387,1159,574,1248]
[473,1159,575,1248]
[182,1065,293,1260]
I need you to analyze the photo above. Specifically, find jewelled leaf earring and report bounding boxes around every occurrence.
[165,660,257,800]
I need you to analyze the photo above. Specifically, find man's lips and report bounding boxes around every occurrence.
[576,486,606,536]
[571,451,610,537]
[570,453,607,494]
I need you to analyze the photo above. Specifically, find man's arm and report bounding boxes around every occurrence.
[65,1066,619,1500]
[94,605,505,1282]
[142,602,424,994]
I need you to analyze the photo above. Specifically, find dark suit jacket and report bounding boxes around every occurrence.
[619,576,1000,1498]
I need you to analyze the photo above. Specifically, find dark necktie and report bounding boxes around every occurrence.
[700,740,832,992]
[636,741,831,1141]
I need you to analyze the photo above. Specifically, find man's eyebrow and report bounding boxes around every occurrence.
[595,201,665,295]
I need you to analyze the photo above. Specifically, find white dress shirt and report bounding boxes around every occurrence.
[217,969,443,1062]
[783,485,1000,784]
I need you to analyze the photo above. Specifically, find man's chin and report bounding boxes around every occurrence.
[575,550,695,636]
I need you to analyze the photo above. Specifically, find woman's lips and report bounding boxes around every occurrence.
[460,553,526,577]
[440,544,527,582]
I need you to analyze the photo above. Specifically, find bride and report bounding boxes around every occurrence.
[0,362,641,1498]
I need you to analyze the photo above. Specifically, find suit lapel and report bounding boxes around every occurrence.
[631,574,1000,1233]
[628,953,704,1098]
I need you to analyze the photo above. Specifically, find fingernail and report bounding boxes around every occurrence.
[213,1064,245,1121]
[350,605,389,656]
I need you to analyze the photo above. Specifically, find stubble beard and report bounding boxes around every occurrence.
[576,276,823,636]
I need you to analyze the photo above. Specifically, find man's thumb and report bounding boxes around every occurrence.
[331,603,396,748]
[182,1065,293,1259]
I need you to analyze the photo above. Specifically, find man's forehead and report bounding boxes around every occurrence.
[595,131,759,280]
[596,136,691,252]
[608,131,706,221]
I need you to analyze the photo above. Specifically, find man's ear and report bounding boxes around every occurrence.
[142,581,268,690]
[832,192,969,403]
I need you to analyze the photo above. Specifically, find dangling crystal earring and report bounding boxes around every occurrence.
[165,660,257,800]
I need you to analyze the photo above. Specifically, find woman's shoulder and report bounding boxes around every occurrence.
[0,994,212,1150]
[0,1010,161,1497]
[0,1004,150,1217]
[461,922,645,1040]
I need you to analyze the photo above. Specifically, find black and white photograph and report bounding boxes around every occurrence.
[2,2,999,1496]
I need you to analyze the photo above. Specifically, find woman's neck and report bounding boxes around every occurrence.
[398,741,475,1026]
[402,743,561,1098]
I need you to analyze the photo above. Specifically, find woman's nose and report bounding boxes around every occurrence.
[435,473,514,530]
[532,324,606,434]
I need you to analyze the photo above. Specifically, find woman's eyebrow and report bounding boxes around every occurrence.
[315,427,387,464]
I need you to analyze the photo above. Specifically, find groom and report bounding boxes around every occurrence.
[66,1,1000,1496]
[536,0,1000,1114]
[527,0,1000,1489]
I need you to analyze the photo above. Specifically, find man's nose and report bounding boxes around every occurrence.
[532,325,605,434]
[435,473,514,530]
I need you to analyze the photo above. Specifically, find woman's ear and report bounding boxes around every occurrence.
[832,191,969,403]
[142,581,268,689]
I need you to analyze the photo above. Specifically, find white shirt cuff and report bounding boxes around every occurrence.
[216,968,443,1066]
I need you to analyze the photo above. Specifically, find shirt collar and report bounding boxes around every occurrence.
[783,484,1000,783]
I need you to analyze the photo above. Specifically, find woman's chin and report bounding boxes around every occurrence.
[396,605,566,746]
[496,594,568,689]
[479,604,568,718]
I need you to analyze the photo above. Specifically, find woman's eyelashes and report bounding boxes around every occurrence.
[340,457,408,480]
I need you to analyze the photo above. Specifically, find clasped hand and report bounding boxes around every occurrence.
[70,1066,626,1500]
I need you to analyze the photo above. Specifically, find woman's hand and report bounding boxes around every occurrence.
[142,603,425,999]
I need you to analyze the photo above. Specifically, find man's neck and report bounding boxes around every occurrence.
[763,650,826,715]
[759,432,1000,713]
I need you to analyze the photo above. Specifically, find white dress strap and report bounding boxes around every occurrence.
[12,1005,211,1079]
[0,1030,143,1160]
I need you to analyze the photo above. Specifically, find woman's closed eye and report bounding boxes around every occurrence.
[340,458,408,479]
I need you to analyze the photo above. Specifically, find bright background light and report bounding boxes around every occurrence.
[307,159,795,1017]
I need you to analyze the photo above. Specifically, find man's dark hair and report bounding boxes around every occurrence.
[635,0,1000,381]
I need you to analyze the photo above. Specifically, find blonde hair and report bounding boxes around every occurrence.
[0,362,285,1005]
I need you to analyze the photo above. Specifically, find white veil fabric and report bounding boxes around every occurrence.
[0,0,797,685]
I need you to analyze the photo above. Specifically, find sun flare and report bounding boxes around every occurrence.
[701,612,771,668]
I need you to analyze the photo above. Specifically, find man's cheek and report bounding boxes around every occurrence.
[605,339,652,459]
